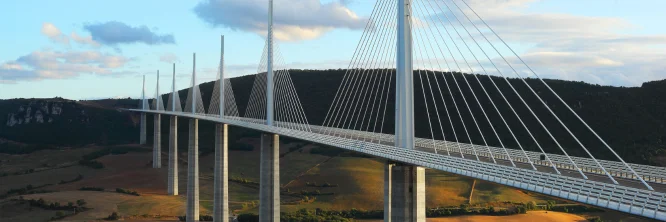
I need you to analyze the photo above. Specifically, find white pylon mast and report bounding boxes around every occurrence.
[266,0,274,126]
[191,53,197,114]
[219,35,226,118]
[156,70,160,110]
[396,0,414,149]
[172,63,176,112]
[141,75,146,110]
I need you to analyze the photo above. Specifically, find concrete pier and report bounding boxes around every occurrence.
[153,114,161,168]
[168,116,178,195]
[385,162,425,222]
[186,119,199,222]
[213,124,229,222]
[259,133,279,221]
[140,113,146,144]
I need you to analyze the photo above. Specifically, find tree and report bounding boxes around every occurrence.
[76,199,86,207]
[106,212,120,220]
[55,211,64,217]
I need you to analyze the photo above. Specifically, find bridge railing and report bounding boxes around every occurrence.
[304,124,666,185]
[181,113,666,184]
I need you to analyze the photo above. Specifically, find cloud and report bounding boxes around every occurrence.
[41,23,70,45]
[193,0,367,41]
[409,0,666,86]
[83,21,176,45]
[159,53,180,64]
[0,50,131,82]
[40,23,100,47]
[71,32,100,47]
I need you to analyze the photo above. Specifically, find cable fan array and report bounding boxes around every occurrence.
[322,0,652,190]
[209,78,241,118]
[322,0,397,142]
[167,84,183,112]
[243,39,311,132]
[152,72,166,111]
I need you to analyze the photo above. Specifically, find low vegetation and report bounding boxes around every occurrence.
[79,146,149,169]
[305,181,338,188]
[105,212,120,220]
[10,197,89,220]
[178,215,213,221]
[115,188,140,196]
[79,186,104,191]
[58,174,83,184]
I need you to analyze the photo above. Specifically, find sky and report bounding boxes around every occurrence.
[1,0,666,100]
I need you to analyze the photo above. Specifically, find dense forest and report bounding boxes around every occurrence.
[1,70,665,165]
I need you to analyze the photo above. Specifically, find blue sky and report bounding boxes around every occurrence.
[2,0,666,100]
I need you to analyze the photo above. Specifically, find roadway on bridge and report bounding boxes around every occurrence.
[306,127,666,193]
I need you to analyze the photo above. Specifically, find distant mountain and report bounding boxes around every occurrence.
[1,70,664,165]
[0,98,137,147]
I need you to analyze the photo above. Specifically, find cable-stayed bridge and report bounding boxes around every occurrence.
[127,0,666,221]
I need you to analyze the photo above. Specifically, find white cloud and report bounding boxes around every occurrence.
[41,23,69,45]
[40,22,100,47]
[71,32,100,47]
[0,50,131,82]
[193,0,367,41]
[409,0,666,86]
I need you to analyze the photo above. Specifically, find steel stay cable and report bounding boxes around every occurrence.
[428,0,516,166]
[339,0,396,138]
[323,0,389,135]
[458,0,649,190]
[414,0,497,164]
[410,1,478,161]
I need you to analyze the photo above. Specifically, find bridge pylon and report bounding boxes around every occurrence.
[140,75,147,145]
[259,1,280,221]
[386,0,426,221]
[186,54,200,222]
[153,70,162,168]
[213,36,231,222]
[168,63,178,196]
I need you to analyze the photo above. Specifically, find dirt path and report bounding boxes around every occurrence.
[282,156,335,188]
[427,211,588,222]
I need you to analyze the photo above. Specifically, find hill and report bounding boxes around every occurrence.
[1,71,665,165]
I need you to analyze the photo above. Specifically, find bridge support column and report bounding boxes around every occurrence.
[187,119,200,222]
[140,113,146,144]
[168,116,178,195]
[259,133,279,221]
[153,114,161,168]
[214,124,229,222]
[384,162,425,222]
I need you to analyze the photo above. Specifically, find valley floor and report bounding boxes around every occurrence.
[0,142,651,222]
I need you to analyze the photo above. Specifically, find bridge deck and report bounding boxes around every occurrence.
[129,110,666,220]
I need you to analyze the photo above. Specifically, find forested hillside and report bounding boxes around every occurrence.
[1,70,664,165]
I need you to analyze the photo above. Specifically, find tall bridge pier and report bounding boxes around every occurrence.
[168,115,178,195]
[213,35,231,222]
[213,124,229,222]
[168,63,179,195]
[259,134,280,221]
[153,113,161,168]
[186,119,200,222]
[186,54,201,222]
[259,0,281,221]
[385,0,426,221]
